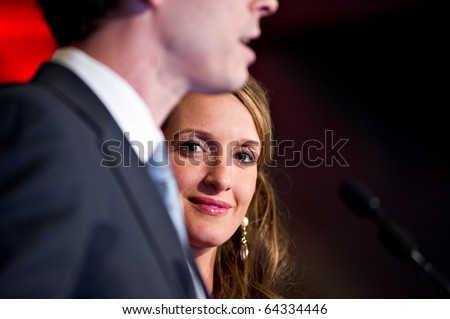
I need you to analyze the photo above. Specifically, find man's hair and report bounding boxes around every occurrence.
[38,0,118,47]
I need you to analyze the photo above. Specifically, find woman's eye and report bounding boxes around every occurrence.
[236,151,256,165]
[178,141,203,154]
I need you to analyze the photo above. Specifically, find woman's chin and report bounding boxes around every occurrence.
[188,236,228,252]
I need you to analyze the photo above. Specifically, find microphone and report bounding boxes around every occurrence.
[339,180,450,297]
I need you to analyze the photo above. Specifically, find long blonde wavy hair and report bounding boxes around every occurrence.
[212,75,292,298]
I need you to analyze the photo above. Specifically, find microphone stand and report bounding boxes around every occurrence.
[339,180,450,297]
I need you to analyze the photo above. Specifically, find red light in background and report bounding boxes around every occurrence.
[0,1,56,84]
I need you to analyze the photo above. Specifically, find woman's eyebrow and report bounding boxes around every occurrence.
[172,129,211,140]
[231,140,261,151]
[241,140,260,147]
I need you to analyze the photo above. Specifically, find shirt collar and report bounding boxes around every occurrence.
[52,46,162,162]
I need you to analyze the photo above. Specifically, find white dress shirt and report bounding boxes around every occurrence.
[52,47,161,163]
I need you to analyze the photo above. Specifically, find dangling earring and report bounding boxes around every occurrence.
[240,215,249,261]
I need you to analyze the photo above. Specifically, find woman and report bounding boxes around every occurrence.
[163,76,291,298]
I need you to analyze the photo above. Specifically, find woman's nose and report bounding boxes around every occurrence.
[203,156,232,192]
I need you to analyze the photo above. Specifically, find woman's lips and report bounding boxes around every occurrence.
[189,197,231,216]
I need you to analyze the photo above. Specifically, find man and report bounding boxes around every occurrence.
[0,0,278,298]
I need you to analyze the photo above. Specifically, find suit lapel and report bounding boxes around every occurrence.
[33,62,199,297]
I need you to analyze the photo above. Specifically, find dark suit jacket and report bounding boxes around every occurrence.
[0,62,201,298]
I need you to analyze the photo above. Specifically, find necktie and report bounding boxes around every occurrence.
[147,141,187,245]
[147,141,207,298]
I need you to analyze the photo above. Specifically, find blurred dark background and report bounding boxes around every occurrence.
[1,0,448,298]
[251,0,449,298]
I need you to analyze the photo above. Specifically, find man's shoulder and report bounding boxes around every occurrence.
[0,76,56,111]
[0,80,40,96]
[0,62,80,99]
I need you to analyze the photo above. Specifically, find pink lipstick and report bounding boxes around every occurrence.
[189,197,231,216]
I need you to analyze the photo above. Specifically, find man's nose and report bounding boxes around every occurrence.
[254,0,279,18]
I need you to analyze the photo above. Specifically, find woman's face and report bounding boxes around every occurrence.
[163,93,260,250]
